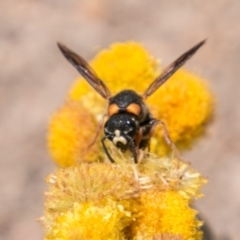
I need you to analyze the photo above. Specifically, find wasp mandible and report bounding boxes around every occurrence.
[58,40,205,163]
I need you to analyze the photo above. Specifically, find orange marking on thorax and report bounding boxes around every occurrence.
[126,103,141,116]
[108,103,120,116]
[108,103,141,116]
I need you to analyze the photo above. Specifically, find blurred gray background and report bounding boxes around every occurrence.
[1,0,240,239]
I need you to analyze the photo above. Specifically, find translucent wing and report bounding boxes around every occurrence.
[142,39,206,99]
[58,42,111,99]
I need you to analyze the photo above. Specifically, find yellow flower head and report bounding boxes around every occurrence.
[147,69,213,155]
[132,191,202,240]
[152,234,183,240]
[48,101,100,167]
[45,201,131,240]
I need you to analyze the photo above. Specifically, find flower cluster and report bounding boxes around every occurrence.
[42,42,214,239]
[42,153,206,239]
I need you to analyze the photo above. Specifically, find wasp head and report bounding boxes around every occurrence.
[104,114,139,152]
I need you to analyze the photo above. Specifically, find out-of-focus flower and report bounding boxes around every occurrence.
[152,234,183,240]
[147,69,213,155]
[48,101,100,167]
[42,153,205,239]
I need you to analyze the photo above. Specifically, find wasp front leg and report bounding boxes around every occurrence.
[134,123,156,162]
[101,136,115,163]
[134,128,144,163]
[151,119,181,159]
[87,114,107,149]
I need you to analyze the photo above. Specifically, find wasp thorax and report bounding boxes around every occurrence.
[104,114,139,151]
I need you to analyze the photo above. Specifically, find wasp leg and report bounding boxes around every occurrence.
[155,119,181,159]
[88,114,107,149]
[135,128,143,148]
[101,136,115,163]
[125,135,138,164]
[147,119,166,151]
[144,120,158,151]
[134,128,143,161]
[137,120,157,152]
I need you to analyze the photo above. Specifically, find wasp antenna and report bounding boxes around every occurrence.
[142,39,206,99]
[57,42,111,100]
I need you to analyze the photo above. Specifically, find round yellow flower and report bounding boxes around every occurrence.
[44,201,131,240]
[132,191,202,240]
[48,101,100,167]
[147,69,213,155]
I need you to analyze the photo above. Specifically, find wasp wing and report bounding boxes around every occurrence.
[58,43,111,99]
[142,39,206,99]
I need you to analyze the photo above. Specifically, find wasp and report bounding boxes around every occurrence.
[58,40,205,163]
